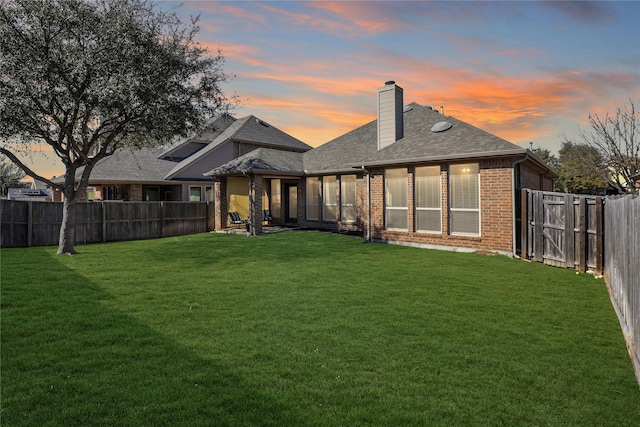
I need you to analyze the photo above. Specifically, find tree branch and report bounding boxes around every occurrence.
[0,147,63,191]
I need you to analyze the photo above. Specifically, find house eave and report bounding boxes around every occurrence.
[355,149,528,168]
[205,168,305,178]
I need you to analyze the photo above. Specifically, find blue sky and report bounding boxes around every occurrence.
[23,1,640,178]
[178,0,639,148]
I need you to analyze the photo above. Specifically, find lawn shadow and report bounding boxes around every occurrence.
[1,247,309,426]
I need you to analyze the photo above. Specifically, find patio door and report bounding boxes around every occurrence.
[284,184,297,223]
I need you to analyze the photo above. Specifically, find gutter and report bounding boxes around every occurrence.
[354,148,527,169]
[361,166,371,242]
[511,152,530,257]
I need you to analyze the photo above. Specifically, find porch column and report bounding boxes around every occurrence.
[249,175,263,235]
[214,178,228,230]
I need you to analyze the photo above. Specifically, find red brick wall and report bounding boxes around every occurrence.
[214,179,227,230]
[368,160,515,254]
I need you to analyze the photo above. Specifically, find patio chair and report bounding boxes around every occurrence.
[228,212,248,227]
[262,210,272,224]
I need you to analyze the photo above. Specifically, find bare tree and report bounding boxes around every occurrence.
[572,99,639,194]
[0,0,235,254]
[0,156,27,198]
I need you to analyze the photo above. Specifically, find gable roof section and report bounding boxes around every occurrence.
[164,115,312,180]
[231,116,311,151]
[303,103,527,174]
[74,147,178,183]
[301,117,378,175]
[204,148,304,177]
[361,103,526,167]
[158,114,236,160]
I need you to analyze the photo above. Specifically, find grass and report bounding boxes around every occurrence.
[1,231,639,426]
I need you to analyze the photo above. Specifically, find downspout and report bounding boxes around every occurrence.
[511,152,530,257]
[361,166,371,242]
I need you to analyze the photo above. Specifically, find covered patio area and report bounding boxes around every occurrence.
[205,148,306,235]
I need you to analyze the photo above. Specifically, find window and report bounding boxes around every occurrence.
[415,166,441,233]
[450,163,480,235]
[341,175,357,222]
[86,187,96,201]
[323,176,337,222]
[271,179,281,219]
[205,186,214,202]
[306,177,320,220]
[146,186,160,201]
[385,168,408,230]
[189,186,202,202]
[103,185,121,200]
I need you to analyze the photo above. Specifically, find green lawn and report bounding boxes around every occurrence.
[2,231,638,426]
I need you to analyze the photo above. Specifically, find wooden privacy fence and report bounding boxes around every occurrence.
[0,200,216,248]
[603,194,639,384]
[521,189,604,275]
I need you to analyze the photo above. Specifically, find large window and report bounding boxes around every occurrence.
[323,176,337,221]
[306,177,320,220]
[415,166,441,233]
[450,163,480,235]
[385,168,408,230]
[271,179,281,219]
[340,175,357,222]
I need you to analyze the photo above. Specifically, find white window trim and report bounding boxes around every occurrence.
[414,167,442,234]
[322,176,337,222]
[385,206,409,231]
[306,177,320,221]
[340,175,357,223]
[385,168,409,231]
[449,170,481,237]
[415,207,442,234]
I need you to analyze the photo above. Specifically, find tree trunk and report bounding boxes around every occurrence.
[57,196,78,255]
[57,169,80,255]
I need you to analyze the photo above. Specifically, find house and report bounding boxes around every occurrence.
[52,114,312,212]
[206,81,556,256]
[7,187,51,201]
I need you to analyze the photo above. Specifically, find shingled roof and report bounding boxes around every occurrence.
[301,102,527,174]
[61,113,311,185]
[204,148,304,177]
[164,115,311,180]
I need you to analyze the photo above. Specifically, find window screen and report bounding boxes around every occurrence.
[385,168,408,230]
[450,163,480,235]
[415,166,441,232]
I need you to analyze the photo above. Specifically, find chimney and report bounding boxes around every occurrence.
[377,81,404,150]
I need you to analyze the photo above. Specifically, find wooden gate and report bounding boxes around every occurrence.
[521,189,603,274]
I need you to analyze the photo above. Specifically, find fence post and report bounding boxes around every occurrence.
[520,189,528,259]
[533,191,544,262]
[27,200,33,247]
[595,196,604,276]
[577,196,587,272]
[564,194,575,269]
[102,202,107,243]
[159,201,164,238]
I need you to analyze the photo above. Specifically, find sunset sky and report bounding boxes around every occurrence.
[17,1,640,179]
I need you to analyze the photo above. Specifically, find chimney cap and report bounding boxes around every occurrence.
[384,80,396,85]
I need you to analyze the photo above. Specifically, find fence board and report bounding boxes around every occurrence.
[604,194,640,385]
[0,200,214,248]
[522,189,603,275]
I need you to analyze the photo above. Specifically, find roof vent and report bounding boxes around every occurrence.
[431,121,452,133]
[403,105,413,112]
[256,118,269,127]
